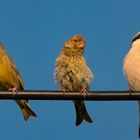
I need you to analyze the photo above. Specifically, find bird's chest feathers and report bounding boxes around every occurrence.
[0,63,16,88]
[61,55,87,76]
[124,46,140,89]
[0,63,12,78]
[125,47,140,72]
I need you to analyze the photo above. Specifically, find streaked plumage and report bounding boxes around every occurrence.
[123,32,140,137]
[0,42,36,121]
[54,35,94,126]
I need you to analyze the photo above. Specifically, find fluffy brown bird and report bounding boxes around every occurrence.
[54,35,94,126]
[0,42,36,121]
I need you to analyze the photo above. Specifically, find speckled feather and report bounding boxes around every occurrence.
[55,47,93,91]
[54,35,94,126]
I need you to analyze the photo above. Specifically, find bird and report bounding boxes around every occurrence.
[0,42,37,121]
[123,32,140,138]
[54,34,94,126]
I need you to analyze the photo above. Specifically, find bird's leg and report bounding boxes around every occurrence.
[80,86,88,97]
[128,88,133,96]
[8,87,18,98]
[8,86,18,93]
[62,89,69,95]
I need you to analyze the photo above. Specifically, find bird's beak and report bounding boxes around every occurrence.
[79,44,85,48]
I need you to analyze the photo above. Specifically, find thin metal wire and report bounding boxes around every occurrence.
[0,90,139,101]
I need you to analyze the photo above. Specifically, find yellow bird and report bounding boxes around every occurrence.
[0,42,36,121]
[54,35,94,126]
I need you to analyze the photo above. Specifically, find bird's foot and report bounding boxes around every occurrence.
[8,87,18,93]
[128,88,133,96]
[80,87,88,97]
[62,89,69,95]
[8,87,18,98]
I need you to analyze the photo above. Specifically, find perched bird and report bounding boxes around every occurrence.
[54,34,94,126]
[0,42,36,121]
[123,32,140,138]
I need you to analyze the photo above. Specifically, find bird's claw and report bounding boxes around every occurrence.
[8,87,18,93]
[80,87,88,97]
[62,89,69,95]
[128,88,133,96]
[8,87,18,98]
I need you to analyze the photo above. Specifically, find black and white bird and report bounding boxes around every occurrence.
[123,32,140,138]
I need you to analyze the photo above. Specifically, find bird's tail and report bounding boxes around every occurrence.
[74,100,93,126]
[16,100,37,121]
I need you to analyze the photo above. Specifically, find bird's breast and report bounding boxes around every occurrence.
[0,63,18,89]
[55,55,93,91]
[124,48,140,90]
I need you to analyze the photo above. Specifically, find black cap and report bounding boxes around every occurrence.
[132,32,140,43]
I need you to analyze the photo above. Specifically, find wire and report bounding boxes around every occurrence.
[0,90,139,101]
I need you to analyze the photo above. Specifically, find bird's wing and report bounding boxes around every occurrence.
[10,63,24,90]
[4,52,24,90]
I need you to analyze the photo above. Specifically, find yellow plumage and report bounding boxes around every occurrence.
[54,35,94,126]
[0,42,36,121]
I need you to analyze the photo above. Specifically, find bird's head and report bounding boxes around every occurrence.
[131,32,140,48]
[132,32,140,43]
[64,34,86,50]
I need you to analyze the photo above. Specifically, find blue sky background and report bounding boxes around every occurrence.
[0,0,139,139]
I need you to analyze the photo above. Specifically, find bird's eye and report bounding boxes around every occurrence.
[74,39,78,42]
